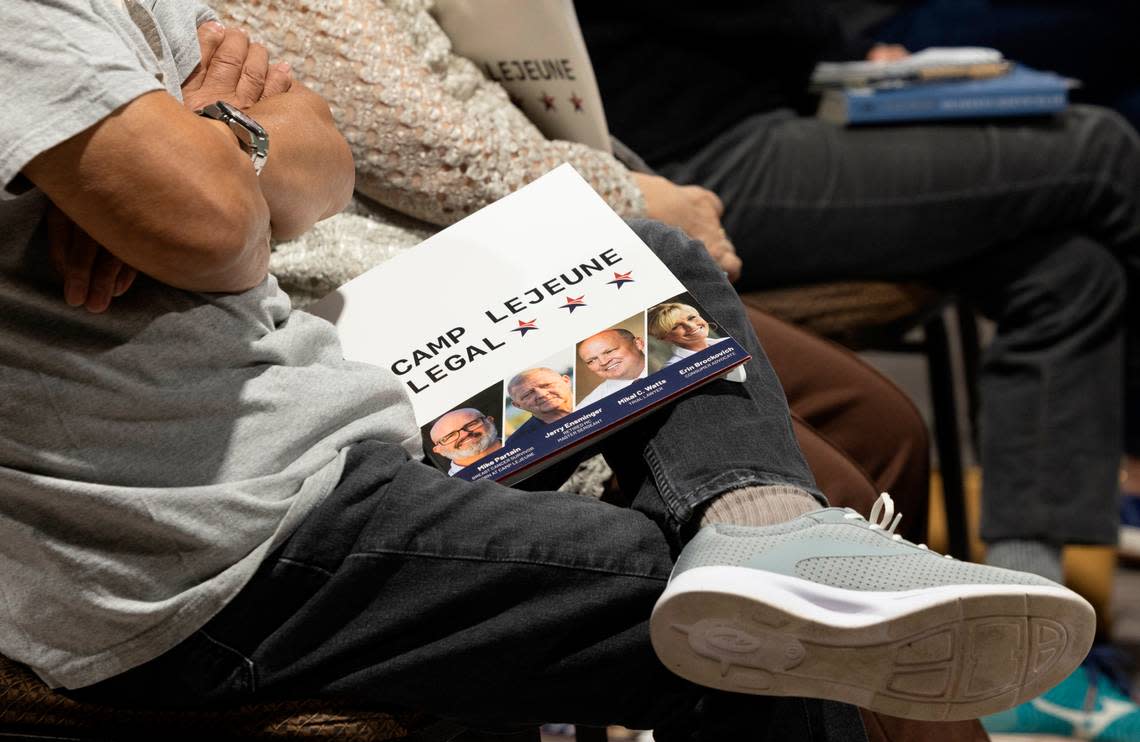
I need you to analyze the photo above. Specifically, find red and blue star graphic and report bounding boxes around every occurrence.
[607,271,635,289]
[569,93,584,112]
[540,92,557,112]
[559,295,587,313]
[511,319,539,337]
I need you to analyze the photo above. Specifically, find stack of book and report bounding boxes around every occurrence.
[812,47,1072,125]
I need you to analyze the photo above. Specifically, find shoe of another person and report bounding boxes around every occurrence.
[1119,493,1140,562]
[650,494,1095,722]
[982,655,1140,741]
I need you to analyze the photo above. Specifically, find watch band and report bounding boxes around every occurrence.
[195,101,269,176]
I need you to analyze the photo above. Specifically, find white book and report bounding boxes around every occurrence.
[308,165,750,483]
[812,47,1008,88]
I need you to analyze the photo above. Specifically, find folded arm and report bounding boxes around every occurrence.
[248,81,355,241]
[23,91,272,293]
[23,25,353,295]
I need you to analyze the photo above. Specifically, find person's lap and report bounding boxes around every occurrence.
[68,220,874,738]
[660,105,1140,290]
[662,105,1138,543]
[73,438,873,740]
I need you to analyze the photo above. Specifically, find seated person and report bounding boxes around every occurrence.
[212,0,942,555]
[576,4,1140,731]
[0,5,1094,739]
[575,328,647,409]
[506,367,575,440]
[648,301,727,367]
[429,408,502,474]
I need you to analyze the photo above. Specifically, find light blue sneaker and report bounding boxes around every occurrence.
[651,494,1096,722]
[983,648,1140,741]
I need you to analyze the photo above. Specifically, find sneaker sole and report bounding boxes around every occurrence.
[650,566,1096,722]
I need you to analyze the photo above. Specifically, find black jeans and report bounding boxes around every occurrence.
[661,105,1140,545]
[73,221,866,741]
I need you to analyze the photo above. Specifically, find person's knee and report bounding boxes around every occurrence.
[1053,240,1128,325]
[1070,104,1140,176]
[987,236,1127,334]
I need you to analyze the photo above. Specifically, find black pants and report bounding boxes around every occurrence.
[662,105,1140,545]
[73,222,867,741]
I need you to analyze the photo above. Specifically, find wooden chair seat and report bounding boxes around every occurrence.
[740,280,944,349]
[0,654,461,741]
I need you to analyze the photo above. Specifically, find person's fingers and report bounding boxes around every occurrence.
[719,246,743,283]
[62,230,98,308]
[85,246,125,314]
[184,21,226,93]
[700,187,725,216]
[697,228,741,282]
[235,42,270,107]
[681,184,725,217]
[113,266,138,297]
[262,61,293,99]
[867,43,909,62]
[203,27,250,95]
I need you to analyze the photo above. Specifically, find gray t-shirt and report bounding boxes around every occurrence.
[0,0,420,688]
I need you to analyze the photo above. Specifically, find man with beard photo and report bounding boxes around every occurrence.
[429,407,503,475]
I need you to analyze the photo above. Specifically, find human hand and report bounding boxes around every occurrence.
[632,172,742,282]
[182,22,293,112]
[46,204,137,313]
[866,43,909,63]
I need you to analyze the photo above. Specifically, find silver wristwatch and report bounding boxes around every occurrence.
[195,101,269,176]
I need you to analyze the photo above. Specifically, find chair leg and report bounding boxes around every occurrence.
[924,313,971,560]
[955,300,982,461]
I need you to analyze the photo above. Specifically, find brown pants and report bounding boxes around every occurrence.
[751,311,931,542]
[752,311,988,742]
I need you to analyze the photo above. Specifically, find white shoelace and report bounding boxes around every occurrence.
[843,492,953,559]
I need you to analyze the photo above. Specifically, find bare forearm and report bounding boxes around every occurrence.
[247,83,354,240]
[24,93,273,294]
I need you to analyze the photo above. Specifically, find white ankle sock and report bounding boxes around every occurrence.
[699,485,820,528]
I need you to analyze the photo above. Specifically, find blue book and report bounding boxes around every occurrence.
[817,65,1070,125]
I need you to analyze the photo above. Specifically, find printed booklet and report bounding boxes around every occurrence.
[816,64,1069,126]
[307,165,751,484]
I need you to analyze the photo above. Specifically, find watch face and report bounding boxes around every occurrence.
[198,101,269,174]
[223,104,266,138]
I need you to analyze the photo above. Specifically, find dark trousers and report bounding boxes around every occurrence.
[661,105,1140,545]
[759,311,931,543]
[74,221,868,741]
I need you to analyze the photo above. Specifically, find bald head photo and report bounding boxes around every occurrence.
[575,321,648,410]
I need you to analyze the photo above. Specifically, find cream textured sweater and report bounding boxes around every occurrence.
[214,0,645,306]
[214,0,627,494]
